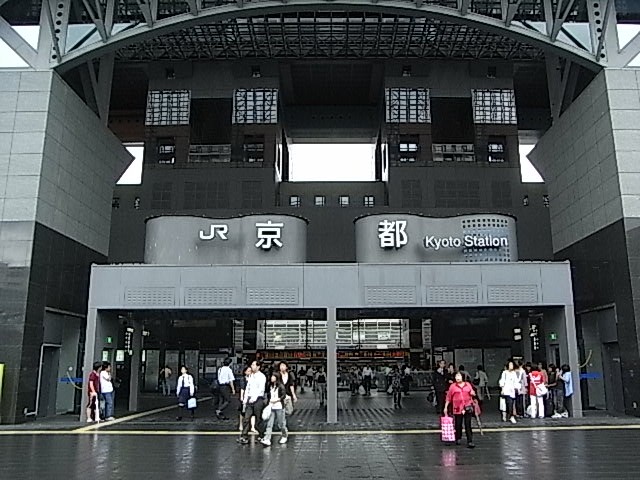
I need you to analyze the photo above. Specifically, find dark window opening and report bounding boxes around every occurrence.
[157,138,176,164]
[488,137,507,163]
[244,135,265,163]
[398,135,419,163]
[289,195,301,207]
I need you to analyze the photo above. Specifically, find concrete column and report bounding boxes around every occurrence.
[326,308,338,423]
[80,308,99,422]
[543,307,583,418]
[128,320,142,412]
[564,306,583,418]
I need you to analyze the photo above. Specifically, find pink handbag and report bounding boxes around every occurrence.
[440,415,456,443]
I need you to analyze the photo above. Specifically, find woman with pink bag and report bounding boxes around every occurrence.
[443,372,477,448]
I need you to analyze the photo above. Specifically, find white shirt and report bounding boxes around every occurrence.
[244,371,266,404]
[269,386,283,410]
[362,367,373,378]
[499,370,520,398]
[218,365,235,385]
[176,373,195,396]
[100,370,114,393]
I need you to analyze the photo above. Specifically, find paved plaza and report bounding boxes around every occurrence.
[1,426,640,479]
[1,392,640,479]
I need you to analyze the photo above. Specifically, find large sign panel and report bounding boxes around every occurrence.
[357,213,517,262]
[145,215,307,265]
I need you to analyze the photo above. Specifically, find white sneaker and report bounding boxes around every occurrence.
[510,416,517,424]
[561,412,569,418]
[260,438,271,446]
[551,413,562,419]
[279,437,288,444]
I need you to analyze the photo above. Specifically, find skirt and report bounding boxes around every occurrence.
[178,386,191,406]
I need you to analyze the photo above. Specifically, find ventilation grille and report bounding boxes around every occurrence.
[184,287,236,306]
[426,286,478,304]
[487,285,538,303]
[365,286,417,305]
[125,287,175,306]
[246,287,298,305]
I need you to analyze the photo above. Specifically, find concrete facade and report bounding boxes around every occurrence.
[530,68,640,415]
[0,70,130,424]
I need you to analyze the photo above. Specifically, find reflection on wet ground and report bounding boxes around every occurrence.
[1,428,640,479]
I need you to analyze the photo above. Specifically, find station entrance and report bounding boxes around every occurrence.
[91,304,569,425]
[82,261,581,423]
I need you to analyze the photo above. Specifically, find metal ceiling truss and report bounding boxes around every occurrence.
[33,0,599,71]
[2,0,640,69]
[111,14,543,61]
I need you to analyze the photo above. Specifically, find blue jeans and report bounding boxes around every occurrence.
[101,392,114,419]
[263,408,287,441]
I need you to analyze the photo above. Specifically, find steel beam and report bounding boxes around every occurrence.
[0,14,38,67]
[550,0,576,42]
[136,0,159,26]
[186,0,201,15]
[546,53,575,121]
[458,0,470,16]
[502,0,524,27]
[85,53,115,124]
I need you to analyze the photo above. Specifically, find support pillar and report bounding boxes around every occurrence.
[564,305,583,418]
[544,307,583,418]
[128,320,142,412]
[80,308,98,422]
[326,307,338,423]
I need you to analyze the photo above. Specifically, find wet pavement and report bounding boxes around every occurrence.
[91,389,640,432]
[1,426,640,479]
[2,391,640,478]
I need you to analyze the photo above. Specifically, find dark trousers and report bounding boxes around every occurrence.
[363,376,372,395]
[241,399,265,439]
[454,412,473,443]
[393,388,402,406]
[435,390,446,413]
[563,394,573,417]
[515,393,526,416]
[217,385,232,413]
[505,396,515,417]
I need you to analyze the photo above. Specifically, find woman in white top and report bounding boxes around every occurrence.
[176,366,196,421]
[499,361,520,424]
[260,373,288,446]
[100,361,115,421]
